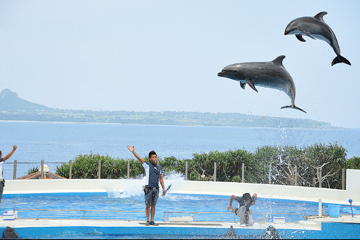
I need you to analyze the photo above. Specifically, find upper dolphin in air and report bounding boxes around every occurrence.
[218,55,306,113]
[284,11,351,66]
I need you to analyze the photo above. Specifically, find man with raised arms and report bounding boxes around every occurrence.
[127,145,166,226]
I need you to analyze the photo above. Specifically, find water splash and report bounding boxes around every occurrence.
[163,171,186,192]
[280,127,288,146]
[104,181,123,198]
[105,171,186,199]
[104,178,144,198]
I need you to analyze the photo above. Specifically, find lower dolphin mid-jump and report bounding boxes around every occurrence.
[284,11,351,66]
[217,55,306,113]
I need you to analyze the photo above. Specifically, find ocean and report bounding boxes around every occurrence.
[1,121,359,179]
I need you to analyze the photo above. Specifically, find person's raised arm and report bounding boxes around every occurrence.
[227,195,237,210]
[3,145,17,162]
[127,145,145,164]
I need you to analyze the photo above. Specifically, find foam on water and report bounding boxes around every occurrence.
[165,194,206,201]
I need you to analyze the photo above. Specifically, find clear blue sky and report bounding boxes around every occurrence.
[1,0,359,128]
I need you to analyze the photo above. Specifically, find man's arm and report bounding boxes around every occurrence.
[127,145,145,164]
[251,193,257,205]
[159,174,166,196]
[3,145,17,162]
[227,195,237,210]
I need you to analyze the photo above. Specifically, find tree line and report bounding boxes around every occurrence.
[55,143,360,189]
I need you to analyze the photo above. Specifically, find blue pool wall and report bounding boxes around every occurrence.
[1,222,359,239]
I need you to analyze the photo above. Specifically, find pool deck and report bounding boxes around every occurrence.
[1,216,359,239]
[1,215,358,230]
[1,215,360,239]
[0,218,315,229]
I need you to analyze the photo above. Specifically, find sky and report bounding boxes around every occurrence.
[0,0,359,128]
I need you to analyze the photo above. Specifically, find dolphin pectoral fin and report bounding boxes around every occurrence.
[303,31,315,40]
[296,34,306,42]
[240,82,246,89]
[332,55,351,66]
[245,79,258,92]
[281,105,307,113]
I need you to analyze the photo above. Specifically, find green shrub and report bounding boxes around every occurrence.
[232,175,241,182]
[56,153,144,179]
[55,143,355,190]
[344,157,360,169]
[28,167,39,175]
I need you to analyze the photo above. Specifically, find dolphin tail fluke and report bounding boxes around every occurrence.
[281,105,307,113]
[332,55,351,66]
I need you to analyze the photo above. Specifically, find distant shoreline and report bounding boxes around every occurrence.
[0,110,337,129]
[0,119,348,130]
[0,88,340,129]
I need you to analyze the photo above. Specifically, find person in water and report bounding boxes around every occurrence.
[227,192,257,227]
[127,145,166,226]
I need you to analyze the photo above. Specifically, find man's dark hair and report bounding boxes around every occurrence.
[148,150,157,158]
[242,193,251,200]
[0,151,2,158]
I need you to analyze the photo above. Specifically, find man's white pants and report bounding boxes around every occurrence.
[236,206,254,226]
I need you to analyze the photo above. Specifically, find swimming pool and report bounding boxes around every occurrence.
[2,181,360,240]
[2,191,356,223]
[2,174,360,239]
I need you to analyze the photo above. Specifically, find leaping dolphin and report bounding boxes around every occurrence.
[217,55,306,113]
[284,11,351,66]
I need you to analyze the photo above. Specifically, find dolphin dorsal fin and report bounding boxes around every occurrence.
[272,55,286,66]
[314,11,327,22]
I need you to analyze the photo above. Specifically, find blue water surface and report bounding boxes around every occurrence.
[2,192,358,222]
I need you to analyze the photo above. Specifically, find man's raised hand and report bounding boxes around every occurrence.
[127,145,134,152]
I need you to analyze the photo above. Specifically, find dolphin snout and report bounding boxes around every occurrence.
[284,26,296,35]
[218,71,225,77]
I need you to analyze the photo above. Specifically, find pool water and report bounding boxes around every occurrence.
[3,190,355,223]
[2,175,358,223]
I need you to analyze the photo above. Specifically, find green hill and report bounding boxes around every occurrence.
[0,89,49,111]
[0,88,334,128]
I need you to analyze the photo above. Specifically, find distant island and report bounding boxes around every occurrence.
[0,88,334,128]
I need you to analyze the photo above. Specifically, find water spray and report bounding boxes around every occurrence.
[349,199,354,218]
[318,199,322,217]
